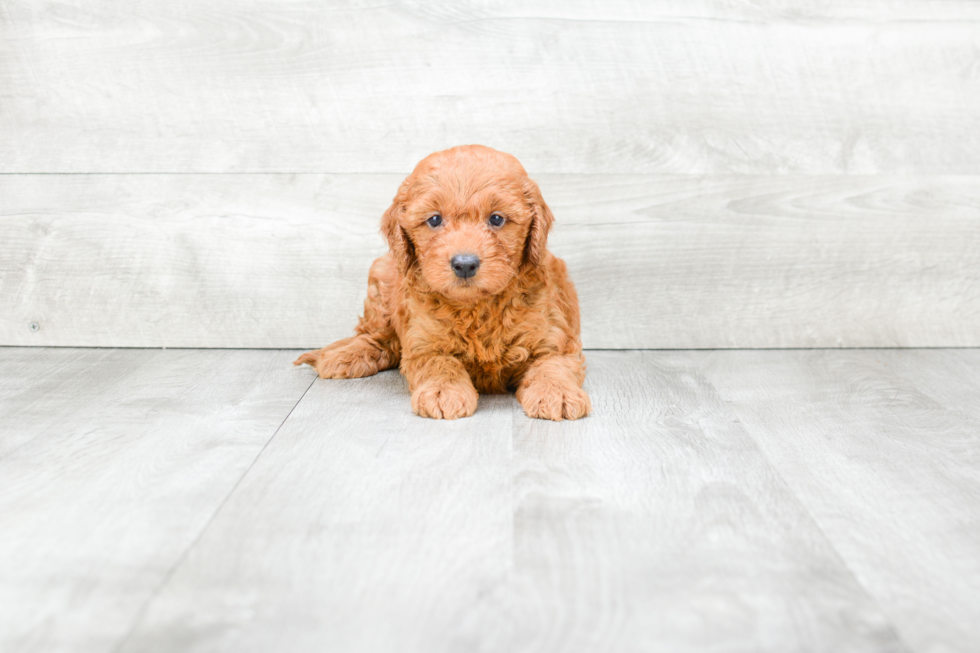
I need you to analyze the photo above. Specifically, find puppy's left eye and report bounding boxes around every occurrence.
[488,213,505,227]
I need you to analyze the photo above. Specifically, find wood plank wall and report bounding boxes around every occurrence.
[2,1,978,348]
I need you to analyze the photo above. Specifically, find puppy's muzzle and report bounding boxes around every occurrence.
[451,254,480,279]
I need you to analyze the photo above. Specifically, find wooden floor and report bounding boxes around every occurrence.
[2,347,978,653]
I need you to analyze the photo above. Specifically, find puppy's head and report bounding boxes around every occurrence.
[380,144,554,303]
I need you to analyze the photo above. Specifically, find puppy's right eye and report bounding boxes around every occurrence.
[426,214,443,228]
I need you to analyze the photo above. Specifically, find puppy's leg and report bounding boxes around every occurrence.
[293,335,395,379]
[402,355,478,420]
[516,354,591,421]
[294,256,399,379]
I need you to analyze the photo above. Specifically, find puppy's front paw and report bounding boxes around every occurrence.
[412,382,478,420]
[294,337,390,379]
[518,382,591,421]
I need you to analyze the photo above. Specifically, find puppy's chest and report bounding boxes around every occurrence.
[419,300,539,386]
[441,305,523,361]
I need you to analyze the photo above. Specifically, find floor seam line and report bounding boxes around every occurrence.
[108,375,317,653]
[701,372,917,653]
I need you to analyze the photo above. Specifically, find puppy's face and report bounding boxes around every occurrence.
[381,145,554,303]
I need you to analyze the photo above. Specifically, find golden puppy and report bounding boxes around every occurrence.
[295,145,590,421]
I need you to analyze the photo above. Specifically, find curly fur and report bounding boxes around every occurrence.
[295,145,590,421]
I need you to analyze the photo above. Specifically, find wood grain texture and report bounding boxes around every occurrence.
[2,1,979,174]
[474,351,906,652]
[0,347,312,653]
[2,173,978,349]
[7,348,980,652]
[116,352,906,653]
[116,369,519,653]
[697,349,980,653]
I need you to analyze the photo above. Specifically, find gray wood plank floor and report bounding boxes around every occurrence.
[0,348,314,653]
[695,349,980,653]
[2,347,977,652]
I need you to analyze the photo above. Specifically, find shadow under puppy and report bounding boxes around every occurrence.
[295,144,590,421]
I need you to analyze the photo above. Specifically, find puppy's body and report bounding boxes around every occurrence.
[296,145,590,421]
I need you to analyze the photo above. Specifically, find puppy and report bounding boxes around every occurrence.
[295,145,590,421]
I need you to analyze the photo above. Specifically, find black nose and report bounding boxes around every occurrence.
[451,254,480,279]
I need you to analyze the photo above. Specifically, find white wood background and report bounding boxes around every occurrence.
[2,1,978,348]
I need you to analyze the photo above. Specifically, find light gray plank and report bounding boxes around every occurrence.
[559,175,980,349]
[116,369,518,653]
[0,347,312,653]
[0,174,391,349]
[882,349,980,428]
[2,174,978,349]
[484,351,904,652]
[119,352,905,653]
[697,349,980,653]
[2,1,979,173]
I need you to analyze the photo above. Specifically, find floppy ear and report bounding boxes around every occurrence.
[379,181,416,274]
[522,177,555,267]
